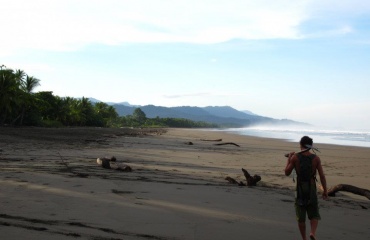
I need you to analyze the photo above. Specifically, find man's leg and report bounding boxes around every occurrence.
[307,201,320,240]
[298,222,307,240]
[309,219,318,239]
[295,203,307,239]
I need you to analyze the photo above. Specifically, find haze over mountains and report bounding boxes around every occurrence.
[89,98,306,127]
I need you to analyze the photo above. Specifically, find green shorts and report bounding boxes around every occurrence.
[295,182,321,222]
[295,202,321,222]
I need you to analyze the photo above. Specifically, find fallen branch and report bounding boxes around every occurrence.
[214,142,240,147]
[328,184,370,200]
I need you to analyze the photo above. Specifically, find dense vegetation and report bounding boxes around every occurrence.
[119,108,218,128]
[0,65,217,128]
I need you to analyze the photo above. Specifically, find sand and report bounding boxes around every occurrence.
[0,127,369,240]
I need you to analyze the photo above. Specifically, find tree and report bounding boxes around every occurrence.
[21,75,40,94]
[33,91,58,122]
[94,102,119,126]
[0,68,22,124]
[132,108,147,124]
[0,67,42,125]
[18,75,40,125]
[0,65,122,127]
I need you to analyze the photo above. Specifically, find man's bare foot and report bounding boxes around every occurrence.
[309,234,316,240]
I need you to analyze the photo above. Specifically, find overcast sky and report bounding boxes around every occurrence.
[2,0,370,130]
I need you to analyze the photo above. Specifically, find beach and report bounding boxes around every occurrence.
[0,127,369,239]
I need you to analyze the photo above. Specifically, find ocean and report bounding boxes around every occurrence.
[218,126,370,148]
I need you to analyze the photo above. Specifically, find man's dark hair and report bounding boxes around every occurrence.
[300,136,313,147]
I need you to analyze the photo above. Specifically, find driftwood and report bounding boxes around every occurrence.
[242,168,261,186]
[200,138,222,142]
[225,176,246,186]
[225,168,261,186]
[225,167,369,200]
[97,156,132,172]
[328,184,370,200]
[214,142,240,147]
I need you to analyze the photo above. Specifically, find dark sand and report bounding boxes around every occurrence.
[0,127,369,239]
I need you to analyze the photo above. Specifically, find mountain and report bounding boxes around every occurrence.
[111,104,307,127]
[87,97,102,103]
[241,110,256,116]
[86,98,307,127]
[108,101,140,107]
[88,98,139,107]
[203,106,254,119]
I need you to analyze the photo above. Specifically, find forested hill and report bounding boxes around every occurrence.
[110,103,305,127]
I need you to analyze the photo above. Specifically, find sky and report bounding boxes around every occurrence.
[1,0,370,130]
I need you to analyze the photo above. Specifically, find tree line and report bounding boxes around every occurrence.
[119,108,218,128]
[0,65,217,128]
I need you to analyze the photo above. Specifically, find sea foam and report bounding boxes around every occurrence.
[219,125,370,148]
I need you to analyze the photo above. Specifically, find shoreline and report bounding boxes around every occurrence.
[164,128,370,189]
[1,127,369,239]
[212,127,370,149]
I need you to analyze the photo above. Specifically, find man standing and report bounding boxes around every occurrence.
[285,136,328,240]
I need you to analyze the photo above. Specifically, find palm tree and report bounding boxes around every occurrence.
[21,75,40,93]
[0,69,22,124]
[55,96,72,125]
[14,69,26,84]
[18,75,41,125]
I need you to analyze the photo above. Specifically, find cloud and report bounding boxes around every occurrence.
[1,0,368,55]
[0,0,308,54]
[307,0,370,14]
[302,25,353,38]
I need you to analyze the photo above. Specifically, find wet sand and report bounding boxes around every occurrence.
[0,127,369,239]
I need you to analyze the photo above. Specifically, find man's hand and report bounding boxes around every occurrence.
[284,152,295,176]
[322,191,328,200]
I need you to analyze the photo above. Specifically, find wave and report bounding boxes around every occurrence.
[219,125,370,148]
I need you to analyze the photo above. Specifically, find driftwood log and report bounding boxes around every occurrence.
[200,138,223,142]
[328,184,370,200]
[97,156,132,172]
[214,142,240,147]
[226,168,261,186]
[225,176,246,186]
[225,167,369,200]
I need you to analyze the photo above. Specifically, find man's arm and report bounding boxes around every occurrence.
[285,152,296,176]
[316,157,328,200]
